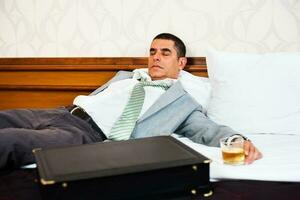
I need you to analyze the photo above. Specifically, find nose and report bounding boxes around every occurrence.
[153,52,161,62]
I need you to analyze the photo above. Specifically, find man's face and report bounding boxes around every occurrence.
[148,39,186,80]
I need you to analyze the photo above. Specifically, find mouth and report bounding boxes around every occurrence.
[151,65,163,69]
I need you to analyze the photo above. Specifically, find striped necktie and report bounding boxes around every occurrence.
[108,80,171,141]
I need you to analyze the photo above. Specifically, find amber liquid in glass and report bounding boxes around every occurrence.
[222,147,245,165]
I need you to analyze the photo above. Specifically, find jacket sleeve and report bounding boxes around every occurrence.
[175,105,238,147]
[89,70,133,96]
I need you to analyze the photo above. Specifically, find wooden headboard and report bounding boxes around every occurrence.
[0,57,207,109]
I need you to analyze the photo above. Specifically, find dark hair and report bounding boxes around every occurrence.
[153,33,186,58]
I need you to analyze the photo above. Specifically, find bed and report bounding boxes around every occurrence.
[1,54,300,200]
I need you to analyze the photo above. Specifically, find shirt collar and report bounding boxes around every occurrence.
[132,68,177,84]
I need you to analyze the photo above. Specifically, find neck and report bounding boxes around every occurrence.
[150,74,180,81]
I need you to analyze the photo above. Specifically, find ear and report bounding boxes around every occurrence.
[178,57,187,70]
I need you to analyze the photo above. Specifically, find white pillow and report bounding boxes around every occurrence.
[179,70,211,110]
[206,48,300,135]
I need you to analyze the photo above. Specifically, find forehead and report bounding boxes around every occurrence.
[150,39,175,50]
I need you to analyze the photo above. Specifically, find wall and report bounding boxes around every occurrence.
[0,0,300,57]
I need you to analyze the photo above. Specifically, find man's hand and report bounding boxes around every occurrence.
[244,140,263,164]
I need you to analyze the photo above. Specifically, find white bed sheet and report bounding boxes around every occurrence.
[24,134,300,182]
[176,134,300,182]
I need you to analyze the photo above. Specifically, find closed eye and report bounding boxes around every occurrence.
[150,48,156,56]
[161,48,172,56]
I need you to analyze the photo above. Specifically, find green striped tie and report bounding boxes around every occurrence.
[109,80,171,141]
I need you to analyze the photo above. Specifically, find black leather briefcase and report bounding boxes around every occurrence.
[33,136,212,200]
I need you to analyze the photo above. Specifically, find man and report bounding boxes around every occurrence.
[0,33,262,170]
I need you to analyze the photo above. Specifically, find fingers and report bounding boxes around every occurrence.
[244,140,263,165]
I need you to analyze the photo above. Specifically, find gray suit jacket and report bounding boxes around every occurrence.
[91,71,237,146]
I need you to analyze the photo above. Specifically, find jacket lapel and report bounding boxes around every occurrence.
[138,81,186,122]
[90,71,134,95]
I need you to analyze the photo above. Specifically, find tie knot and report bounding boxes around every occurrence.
[140,79,172,90]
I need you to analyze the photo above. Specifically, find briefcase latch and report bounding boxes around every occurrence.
[40,178,55,185]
